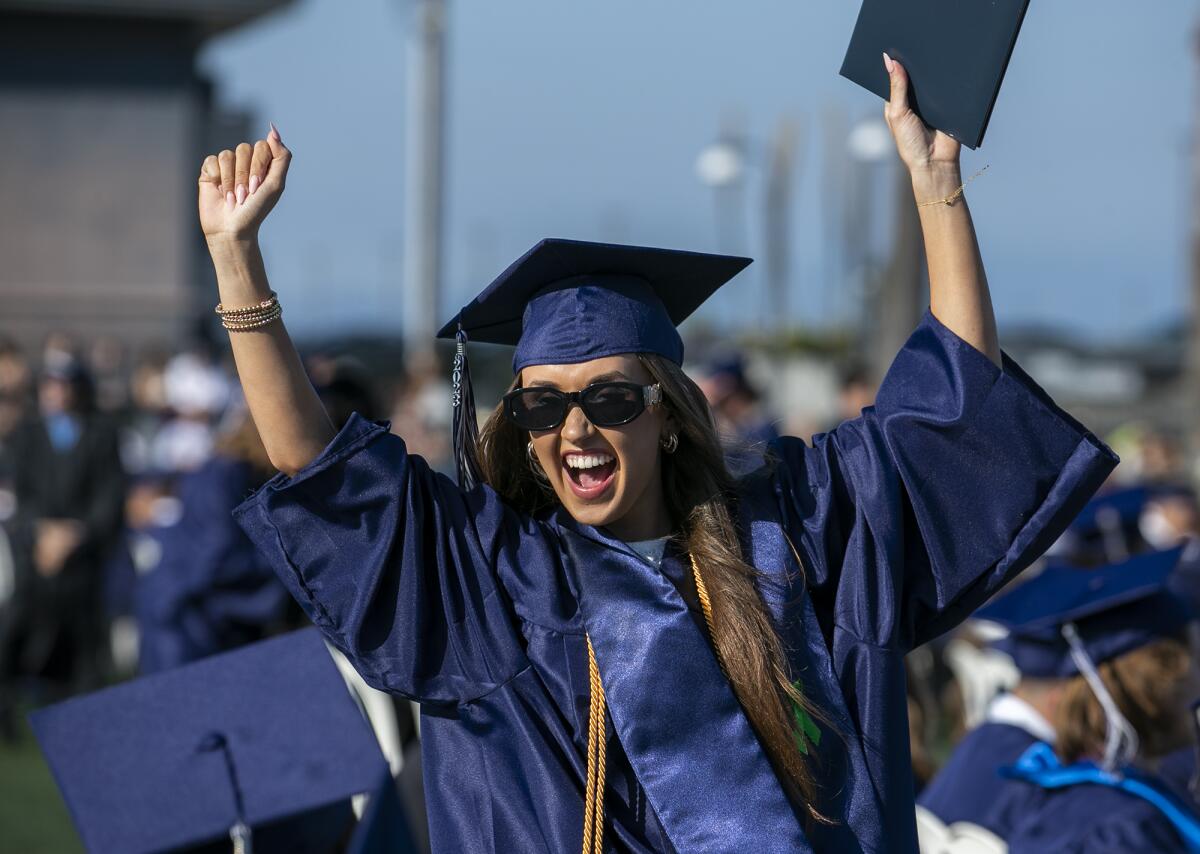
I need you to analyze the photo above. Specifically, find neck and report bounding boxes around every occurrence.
[1012,682,1062,730]
[606,496,672,543]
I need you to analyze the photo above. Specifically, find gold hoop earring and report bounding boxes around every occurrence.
[527,440,551,483]
[660,433,679,454]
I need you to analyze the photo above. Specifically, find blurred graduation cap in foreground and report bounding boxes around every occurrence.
[840,0,1031,148]
[31,628,417,854]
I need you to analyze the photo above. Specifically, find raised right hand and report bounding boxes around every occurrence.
[198,124,291,240]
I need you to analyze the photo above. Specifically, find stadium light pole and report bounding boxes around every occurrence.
[401,0,447,364]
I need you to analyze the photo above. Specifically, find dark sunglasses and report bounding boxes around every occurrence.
[503,381,663,431]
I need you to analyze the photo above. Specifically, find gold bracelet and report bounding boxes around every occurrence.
[215,292,278,317]
[917,165,989,208]
[222,304,281,325]
[221,303,282,331]
[223,316,281,332]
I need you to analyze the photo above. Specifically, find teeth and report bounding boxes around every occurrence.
[565,453,614,469]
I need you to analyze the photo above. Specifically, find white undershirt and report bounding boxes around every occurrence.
[626,536,670,567]
[985,692,1057,745]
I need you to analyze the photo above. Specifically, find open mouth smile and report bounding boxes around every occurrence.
[562,450,617,500]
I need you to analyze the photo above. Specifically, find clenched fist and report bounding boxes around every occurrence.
[198,124,292,240]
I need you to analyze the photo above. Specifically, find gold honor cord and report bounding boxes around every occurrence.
[580,556,721,854]
[582,635,607,854]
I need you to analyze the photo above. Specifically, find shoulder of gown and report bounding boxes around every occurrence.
[917,723,1045,837]
[233,414,571,706]
[1006,781,1191,854]
[765,309,1117,651]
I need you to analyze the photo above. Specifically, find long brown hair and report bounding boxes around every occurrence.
[477,353,829,819]
[1054,636,1192,763]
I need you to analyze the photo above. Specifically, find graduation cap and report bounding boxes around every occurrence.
[31,628,389,854]
[436,238,751,488]
[978,547,1192,770]
[839,0,1031,149]
[1061,485,1157,565]
[1070,486,1151,537]
[978,546,1192,680]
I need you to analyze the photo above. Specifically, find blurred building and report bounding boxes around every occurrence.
[0,0,293,355]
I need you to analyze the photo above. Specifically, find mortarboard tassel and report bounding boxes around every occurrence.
[197,731,254,854]
[1061,622,1139,773]
[451,326,484,490]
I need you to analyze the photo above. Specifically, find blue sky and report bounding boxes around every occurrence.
[201,0,1198,342]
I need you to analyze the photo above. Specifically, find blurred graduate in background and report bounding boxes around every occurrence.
[917,548,1200,853]
[124,405,288,674]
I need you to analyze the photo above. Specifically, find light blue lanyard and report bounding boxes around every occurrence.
[1002,742,1200,853]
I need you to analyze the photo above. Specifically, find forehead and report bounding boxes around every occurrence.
[520,354,651,388]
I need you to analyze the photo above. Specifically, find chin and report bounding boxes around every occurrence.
[555,484,630,529]
[559,493,621,526]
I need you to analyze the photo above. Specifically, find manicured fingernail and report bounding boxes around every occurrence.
[269,122,280,141]
[883,52,895,74]
[249,175,260,195]
[226,191,235,210]
[236,184,247,205]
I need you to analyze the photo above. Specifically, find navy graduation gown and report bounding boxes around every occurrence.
[1005,784,1193,853]
[1000,744,1200,853]
[1160,748,1200,807]
[234,312,1116,853]
[917,721,1048,838]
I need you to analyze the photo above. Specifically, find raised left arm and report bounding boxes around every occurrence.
[883,53,1001,367]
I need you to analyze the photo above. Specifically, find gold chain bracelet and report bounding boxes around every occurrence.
[917,164,990,208]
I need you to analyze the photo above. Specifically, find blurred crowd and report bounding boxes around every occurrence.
[0,331,453,746]
[5,329,1200,848]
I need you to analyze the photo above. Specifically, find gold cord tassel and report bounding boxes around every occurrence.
[582,635,607,854]
[690,556,720,664]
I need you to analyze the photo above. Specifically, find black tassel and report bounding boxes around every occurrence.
[197,731,253,853]
[452,326,484,490]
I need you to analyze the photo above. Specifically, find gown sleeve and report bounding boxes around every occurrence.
[772,310,1117,652]
[232,414,549,706]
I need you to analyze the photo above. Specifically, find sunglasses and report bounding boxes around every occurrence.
[503,381,663,431]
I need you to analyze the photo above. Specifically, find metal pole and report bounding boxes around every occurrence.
[402,0,446,361]
[763,118,799,331]
[1188,24,1200,409]
[872,160,926,380]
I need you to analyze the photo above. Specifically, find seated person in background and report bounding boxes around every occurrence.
[917,547,1200,853]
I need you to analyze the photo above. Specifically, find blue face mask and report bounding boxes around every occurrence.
[46,412,81,452]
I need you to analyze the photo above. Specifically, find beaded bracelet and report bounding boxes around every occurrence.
[221,308,282,332]
[215,292,278,317]
[215,293,282,331]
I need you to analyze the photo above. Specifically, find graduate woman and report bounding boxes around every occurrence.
[198,57,1117,853]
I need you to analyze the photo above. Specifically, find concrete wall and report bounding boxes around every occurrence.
[0,9,274,358]
[0,86,202,353]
